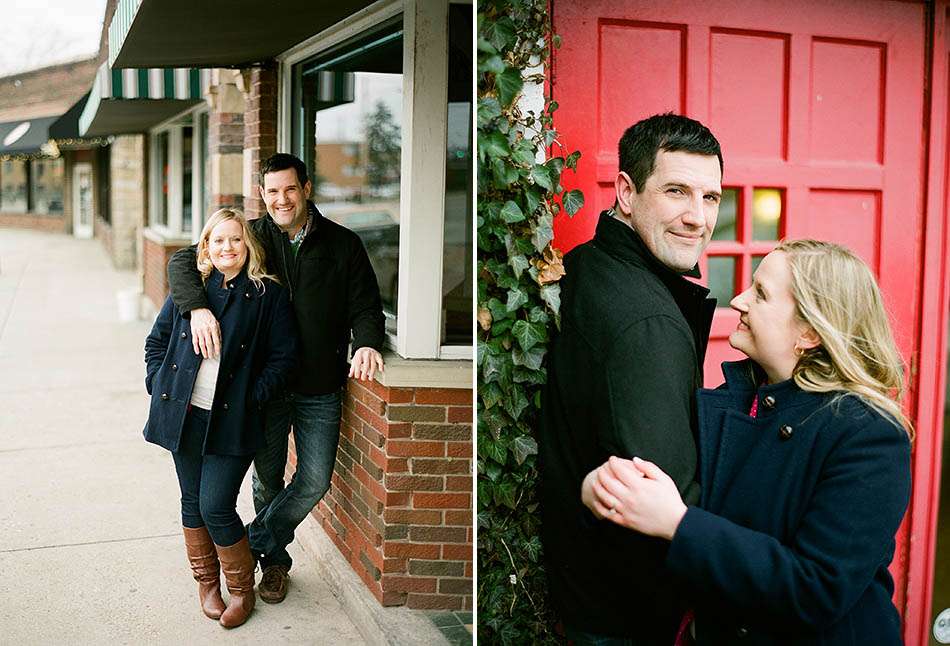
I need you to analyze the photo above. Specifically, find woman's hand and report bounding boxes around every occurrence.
[586,456,688,541]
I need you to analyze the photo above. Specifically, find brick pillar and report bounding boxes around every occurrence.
[299,381,474,610]
[242,64,278,219]
[207,70,246,213]
[109,134,146,270]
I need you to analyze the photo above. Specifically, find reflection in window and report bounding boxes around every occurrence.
[442,4,473,346]
[708,256,736,306]
[293,18,403,336]
[751,255,765,278]
[31,159,64,214]
[155,131,169,227]
[0,160,28,213]
[752,188,782,240]
[182,125,193,234]
[712,188,738,241]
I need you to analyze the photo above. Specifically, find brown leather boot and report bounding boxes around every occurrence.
[182,526,226,620]
[216,535,256,628]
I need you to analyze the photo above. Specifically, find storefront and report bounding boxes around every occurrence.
[104,0,474,613]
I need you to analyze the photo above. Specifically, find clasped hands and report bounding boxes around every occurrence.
[581,456,689,541]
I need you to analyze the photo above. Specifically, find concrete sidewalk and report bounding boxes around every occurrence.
[0,229,445,645]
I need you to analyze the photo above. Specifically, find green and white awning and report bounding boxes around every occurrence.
[79,62,208,137]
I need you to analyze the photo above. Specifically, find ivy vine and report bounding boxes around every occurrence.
[476,0,583,642]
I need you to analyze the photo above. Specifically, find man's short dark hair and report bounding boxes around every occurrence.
[619,113,722,193]
[260,153,309,187]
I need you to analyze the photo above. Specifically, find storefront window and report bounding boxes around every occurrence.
[292,18,403,336]
[31,158,64,214]
[1,160,28,213]
[155,130,169,227]
[442,4,473,346]
[182,125,193,233]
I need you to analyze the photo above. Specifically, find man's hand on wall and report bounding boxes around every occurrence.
[349,347,384,381]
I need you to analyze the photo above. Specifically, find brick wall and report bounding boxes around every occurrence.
[294,379,474,610]
[143,234,188,311]
[0,212,67,233]
[242,64,277,219]
[109,134,145,270]
[207,70,246,215]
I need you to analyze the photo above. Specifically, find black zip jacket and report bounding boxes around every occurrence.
[167,202,385,395]
[539,210,716,641]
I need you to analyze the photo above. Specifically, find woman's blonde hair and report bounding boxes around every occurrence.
[196,208,277,292]
[776,239,912,436]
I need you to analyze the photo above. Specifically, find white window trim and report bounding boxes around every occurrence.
[276,0,470,362]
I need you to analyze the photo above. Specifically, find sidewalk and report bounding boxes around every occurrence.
[0,229,447,645]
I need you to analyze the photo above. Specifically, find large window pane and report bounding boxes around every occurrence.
[442,4,473,346]
[752,187,782,240]
[1,160,28,212]
[712,187,738,241]
[31,158,64,215]
[182,125,193,234]
[293,18,403,336]
[708,256,737,306]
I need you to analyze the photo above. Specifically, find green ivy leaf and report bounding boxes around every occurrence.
[531,214,554,253]
[488,16,516,51]
[566,150,581,170]
[512,320,547,351]
[512,345,546,370]
[511,435,538,465]
[523,186,541,218]
[477,97,502,128]
[508,254,530,279]
[506,287,529,312]
[493,478,518,509]
[483,351,513,387]
[496,66,524,107]
[504,387,530,421]
[492,158,519,188]
[540,284,561,314]
[530,165,553,191]
[563,189,584,216]
[482,55,505,75]
[480,132,510,160]
[500,200,525,223]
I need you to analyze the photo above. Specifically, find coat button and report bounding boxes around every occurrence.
[736,627,749,638]
[762,395,776,409]
[779,424,794,440]
[180,332,187,339]
[161,393,169,401]
[171,364,178,371]
[240,343,246,350]
[244,292,251,298]
[222,403,229,411]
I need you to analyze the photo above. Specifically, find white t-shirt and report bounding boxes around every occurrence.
[189,355,220,410]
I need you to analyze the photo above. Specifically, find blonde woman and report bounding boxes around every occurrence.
[582,240,912,645]
[144,209,297,628]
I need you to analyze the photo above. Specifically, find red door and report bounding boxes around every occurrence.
[552,0,927,636]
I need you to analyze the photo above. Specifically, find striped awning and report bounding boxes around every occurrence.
[79,62,208,137]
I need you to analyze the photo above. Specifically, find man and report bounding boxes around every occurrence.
[167,153,385,604]
[538,113,722,644]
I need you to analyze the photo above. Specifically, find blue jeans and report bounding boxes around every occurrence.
[248,389,342,569]
[172,407,254,546]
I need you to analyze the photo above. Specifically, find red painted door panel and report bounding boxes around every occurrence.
[552,0,926,626]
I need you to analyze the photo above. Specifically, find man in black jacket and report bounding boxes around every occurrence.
[539,114,721,644]
[167,153,385,604]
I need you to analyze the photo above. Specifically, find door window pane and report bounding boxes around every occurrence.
[752,187,782,240]
[442,4,473,346]
[712,187,739,241]
[1,160,28,212]
[708,256,737,306]
[293,18,403,336]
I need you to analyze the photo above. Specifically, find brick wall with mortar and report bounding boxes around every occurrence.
[207,70,246,214]
[142,234,188,311]
[287,379,474,611]
[0,212,67,232]
[242,65,277,220]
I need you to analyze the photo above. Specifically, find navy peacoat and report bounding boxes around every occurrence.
[666,360,911,645]
[143,269,297,456]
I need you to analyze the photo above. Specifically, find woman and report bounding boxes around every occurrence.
[144,208,297,628]
[582,240,912,645]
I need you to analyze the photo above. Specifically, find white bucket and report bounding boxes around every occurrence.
[116,288,141,323]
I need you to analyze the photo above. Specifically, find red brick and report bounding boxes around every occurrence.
[387,423,412,439]
[382,590,407,606]
[384,508,443,525]
[387,457,410,473]
[384,542,441,559]
[406,593,463,610]
[414,388,473,406]
[385,474,444,492]
[446,442,473,458]
[464,596,473,611]
[442,544,474,561]
[446,475,473,491]
[382,575,437,594]
[413,492,471,509]
[383,557,407,573]
[465,562,473,578]
[447,406,473,423]
[389,387,414,403]
[388,405,446,423]
[355,400,389,435]
[411,458,470,475]
[445,510,473,526]
[412,424,472,441]
[386,491,411,506]
[388,440,446,458]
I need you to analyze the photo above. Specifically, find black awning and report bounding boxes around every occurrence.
[49,92,90,140]
[0,116,58,155]
[109,0,378,69]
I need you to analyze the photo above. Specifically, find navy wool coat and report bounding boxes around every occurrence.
[667,360,911,645]
[144,269,297,456]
